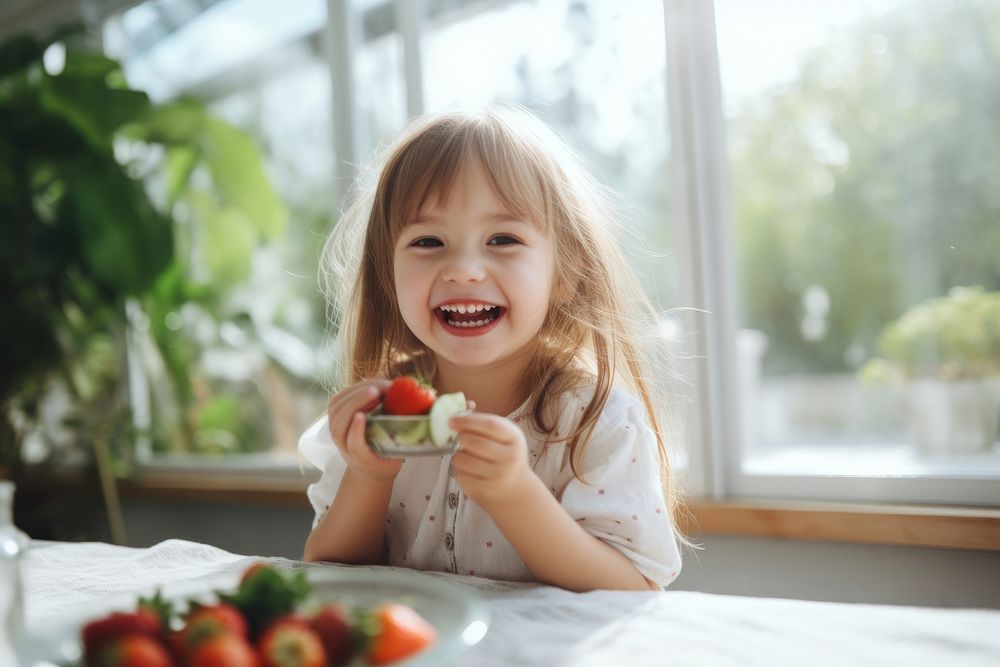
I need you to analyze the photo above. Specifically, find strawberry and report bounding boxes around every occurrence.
[258,617,326,667]
[175,603,248,656]
[82,609,163,661]
[189,633,260,667]
[219,566,309,640]
[97,635,172,667]
[239,562,272,587]
[366,603,437,665]
[308,604,353,666]
[382,376,436,416]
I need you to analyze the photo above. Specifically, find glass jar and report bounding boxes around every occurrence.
[0,480,29,665]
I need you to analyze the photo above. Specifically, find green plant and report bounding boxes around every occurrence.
[0,25,288,538]
[860,286,1000,382]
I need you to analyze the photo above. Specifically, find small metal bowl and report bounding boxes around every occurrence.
[365,414,458,457]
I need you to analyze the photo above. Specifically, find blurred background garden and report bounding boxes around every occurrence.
[1,0,998,543]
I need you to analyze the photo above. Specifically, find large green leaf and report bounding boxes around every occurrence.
[188,190,257,286]
[0,33,42,82]
[40,51,150,150]
[201,117,287,239]
[59,50,118,79]
[164,146,199,209]
[68,165,173,296]
[124,97,207,145]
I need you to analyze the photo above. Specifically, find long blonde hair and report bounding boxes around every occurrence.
[322,105,689,542]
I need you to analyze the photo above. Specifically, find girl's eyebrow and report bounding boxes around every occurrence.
[411,212,529,225]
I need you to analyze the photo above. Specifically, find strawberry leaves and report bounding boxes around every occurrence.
[217,566,310,640]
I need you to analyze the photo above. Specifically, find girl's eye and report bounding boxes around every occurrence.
[487,235,520,246]
[410,237,443,248]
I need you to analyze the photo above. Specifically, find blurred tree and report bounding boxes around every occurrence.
[730,0,1000,375]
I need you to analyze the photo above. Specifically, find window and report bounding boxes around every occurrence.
[103,0,333,465]
[711,0,1000,503]
[91,0,998,505]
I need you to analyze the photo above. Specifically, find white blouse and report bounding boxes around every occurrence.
[298,384,683,588]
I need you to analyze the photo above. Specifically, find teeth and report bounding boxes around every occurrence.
[439,303,495,313]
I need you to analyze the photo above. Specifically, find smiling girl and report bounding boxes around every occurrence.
[300,105,686,592]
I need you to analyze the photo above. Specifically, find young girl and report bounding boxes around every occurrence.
[299,105,686,592]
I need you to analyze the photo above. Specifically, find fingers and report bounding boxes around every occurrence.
[328,380,388,419]
[344,412,380,462]
[451,450,493,480]
[454,431,506,463]
[327,380,391,446]
[449,413,519,444]
[342,410,403,481]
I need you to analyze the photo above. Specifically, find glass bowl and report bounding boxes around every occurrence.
[366,414,458,457]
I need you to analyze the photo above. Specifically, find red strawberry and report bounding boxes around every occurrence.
[176,604,248,655]
[258,617,326,667]
[82,610,163,660]
[97,635,172,667]
[189,633,260,667]
[309,604,353,666]
[367,603,437,665]
[382,376,436,416]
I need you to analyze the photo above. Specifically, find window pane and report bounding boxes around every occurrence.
[716,0,1000,479]
[103,0,332,462]
[355,29,407,160]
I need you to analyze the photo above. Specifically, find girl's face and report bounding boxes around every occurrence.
[393,158,556,373]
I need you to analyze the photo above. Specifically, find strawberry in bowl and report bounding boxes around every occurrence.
[365,376,467,457]
[78,563,444,667]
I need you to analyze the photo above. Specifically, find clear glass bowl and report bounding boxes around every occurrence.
[366,414,458,457]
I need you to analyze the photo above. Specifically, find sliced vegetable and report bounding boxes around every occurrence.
[429,392,466,446]
[392,419,430,445]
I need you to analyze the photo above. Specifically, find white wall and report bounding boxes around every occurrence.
[671,535,1000,609]
[121,500,1000,609]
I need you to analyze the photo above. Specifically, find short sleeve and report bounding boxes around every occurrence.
[298,416,348,529]
[559,389,683,589]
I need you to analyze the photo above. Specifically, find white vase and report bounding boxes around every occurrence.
[904,378,1000,455]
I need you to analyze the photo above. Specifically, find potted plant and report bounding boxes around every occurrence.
[860,286,1000,454]
[0,25,288,541]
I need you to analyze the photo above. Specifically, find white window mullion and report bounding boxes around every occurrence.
[663,0,741,501]
[325,0,364,210]
[396,0,425,119]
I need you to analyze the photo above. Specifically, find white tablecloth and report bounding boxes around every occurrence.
[23,539,1000,666]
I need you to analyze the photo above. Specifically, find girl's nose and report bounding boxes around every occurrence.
[441,247,486,283]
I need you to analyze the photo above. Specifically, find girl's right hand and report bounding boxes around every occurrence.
[327,379,402,483]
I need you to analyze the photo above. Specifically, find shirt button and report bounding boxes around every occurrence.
[444,532,454,550]
[448,492,459,509]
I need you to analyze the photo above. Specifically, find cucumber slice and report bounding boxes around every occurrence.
[429,391,466,446]
[366,422,391,445]
[393,418,430,445]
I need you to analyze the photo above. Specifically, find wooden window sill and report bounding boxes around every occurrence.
[112,471,1000,552]
[685,499,1000,551]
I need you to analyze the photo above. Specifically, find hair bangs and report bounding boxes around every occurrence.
[389,114,553,236]
[473,128,551,232]
[385,124,472,241]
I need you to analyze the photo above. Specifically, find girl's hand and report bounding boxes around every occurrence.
[327,380,402,483]
[450,412,532,509]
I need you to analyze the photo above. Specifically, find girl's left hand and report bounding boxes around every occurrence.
[449,412,532,509]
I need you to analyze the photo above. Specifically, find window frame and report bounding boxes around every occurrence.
[665,0,1000,507]
[80,0,1000,507]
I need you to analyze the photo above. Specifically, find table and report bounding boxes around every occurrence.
[23,539,1000,666]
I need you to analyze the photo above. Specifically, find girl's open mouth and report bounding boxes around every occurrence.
[434,304,506,337]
